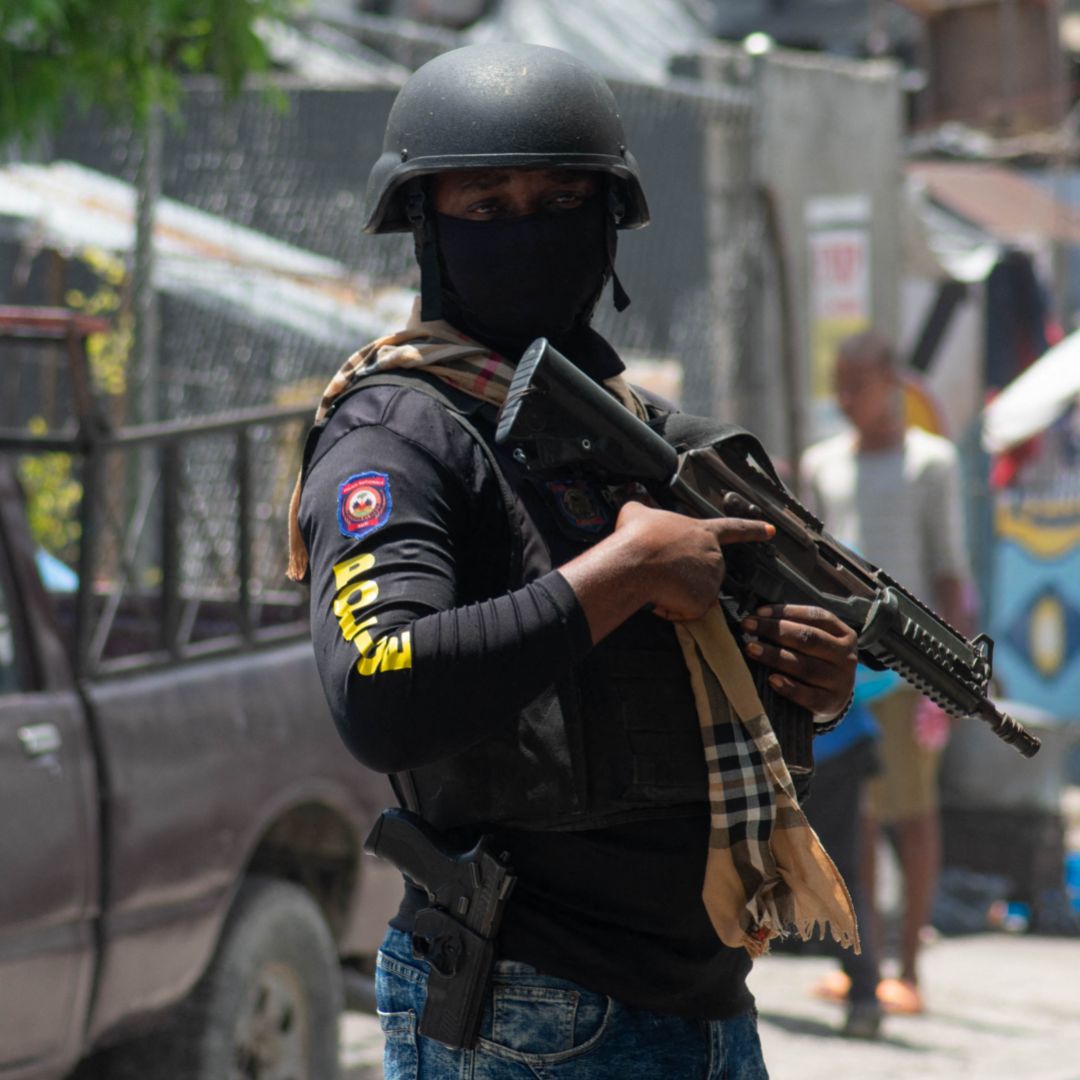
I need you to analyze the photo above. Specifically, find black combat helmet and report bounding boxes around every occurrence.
[363,41,650,234]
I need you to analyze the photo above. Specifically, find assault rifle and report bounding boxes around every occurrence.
[364,807,517,1049]
[495,338,1040,761]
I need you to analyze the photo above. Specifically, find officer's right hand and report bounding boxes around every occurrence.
[613,501,775,622]
[560,500,775,644]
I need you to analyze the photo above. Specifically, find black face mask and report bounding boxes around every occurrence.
[434,194,610,357]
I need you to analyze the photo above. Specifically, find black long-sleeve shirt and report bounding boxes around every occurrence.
[299,379,754,1019]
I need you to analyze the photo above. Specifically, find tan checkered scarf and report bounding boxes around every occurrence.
[287,300,857,956]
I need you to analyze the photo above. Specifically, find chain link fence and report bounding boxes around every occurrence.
[48,64,771,425]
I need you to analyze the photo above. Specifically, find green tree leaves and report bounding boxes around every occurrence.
[0,0,297,138]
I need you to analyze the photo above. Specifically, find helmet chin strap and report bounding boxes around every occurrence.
[611,267,631,312]
[406,184,444,321]
[607,183,631,312]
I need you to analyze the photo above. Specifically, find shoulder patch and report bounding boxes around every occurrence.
[338,472,392,540]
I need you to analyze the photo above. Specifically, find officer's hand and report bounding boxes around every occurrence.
[740,604,857,722]
[615,501,775,622]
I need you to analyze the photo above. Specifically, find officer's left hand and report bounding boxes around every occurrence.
[740,604,857,722]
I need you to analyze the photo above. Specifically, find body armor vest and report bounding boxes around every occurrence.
[306,372,711,832]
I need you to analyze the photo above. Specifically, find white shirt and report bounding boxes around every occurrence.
[798,427,971,603]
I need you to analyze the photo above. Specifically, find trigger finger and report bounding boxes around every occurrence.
[714,517,775,544]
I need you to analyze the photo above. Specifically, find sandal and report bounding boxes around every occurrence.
[876,977,925,1014]
[809,970,851,1003]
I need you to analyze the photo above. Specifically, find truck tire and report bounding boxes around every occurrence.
[88,876,343,1079]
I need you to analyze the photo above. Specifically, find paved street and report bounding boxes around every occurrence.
[341,1012,384,1079]
[340,931,1080,1079]
[751,933,1080,1079]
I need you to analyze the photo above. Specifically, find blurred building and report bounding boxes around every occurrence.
[710,1,1074,137]
[903,0,1065,134]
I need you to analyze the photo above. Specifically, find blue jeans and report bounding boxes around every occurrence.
[376,927,769,1079]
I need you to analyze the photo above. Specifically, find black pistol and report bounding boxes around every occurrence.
[363,807,517,1049]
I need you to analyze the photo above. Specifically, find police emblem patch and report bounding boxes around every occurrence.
[337,472,392,540]
[546,479,609,533]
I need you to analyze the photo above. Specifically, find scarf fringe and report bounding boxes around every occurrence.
[677,613,859,957]
[286,472,308,581]
[794,916,860,952]
[739,917,860,961]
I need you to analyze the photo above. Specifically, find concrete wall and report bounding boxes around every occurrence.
[686,44,903,460]
[758,48,904,448]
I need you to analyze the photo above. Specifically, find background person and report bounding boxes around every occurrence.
[800,329,973,1015]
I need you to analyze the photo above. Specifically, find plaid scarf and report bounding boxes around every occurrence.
[287,300,857,956]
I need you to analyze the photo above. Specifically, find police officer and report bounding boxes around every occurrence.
[291,42,857,1079]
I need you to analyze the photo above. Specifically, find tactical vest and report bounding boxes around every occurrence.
[304,372,711,832]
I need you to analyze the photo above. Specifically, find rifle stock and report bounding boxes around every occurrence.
[496,338,1040,760]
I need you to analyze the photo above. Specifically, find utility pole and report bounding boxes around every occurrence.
[133,103,163,585]
[133,104,162,427]
[1049,0,1073,331]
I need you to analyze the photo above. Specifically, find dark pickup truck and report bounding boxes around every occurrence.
[0,308,397,1079]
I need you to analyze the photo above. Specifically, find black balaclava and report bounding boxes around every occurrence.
[414,185,631,382]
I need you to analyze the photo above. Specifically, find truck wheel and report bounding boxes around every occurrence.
[92,876,343,1079]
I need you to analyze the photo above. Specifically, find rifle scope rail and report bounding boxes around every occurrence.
[696,442,1041,759]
